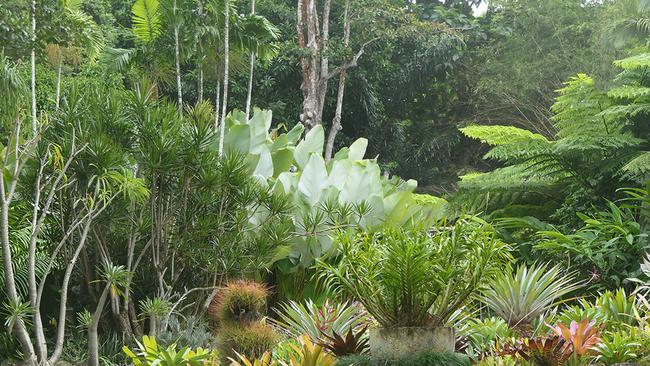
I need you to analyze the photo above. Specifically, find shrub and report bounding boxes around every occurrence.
[122,335,218,366]
[320,217,511,327]
[209,280,269,327]
[217,322,279,360]
[335,351,471,366]
[158,316,213,349]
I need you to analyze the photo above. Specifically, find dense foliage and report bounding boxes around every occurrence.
[2,0,650,365]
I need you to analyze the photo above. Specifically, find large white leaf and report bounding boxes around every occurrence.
[348,138,368,161]
[297,154,328,206]
[253,146,274,179]
[339,161,382,204]
[294,125,324,169]
[249,109,273,154]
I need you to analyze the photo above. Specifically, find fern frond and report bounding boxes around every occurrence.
[608,85,650,100]
[621,151,650,182]
[460,125,548,146]
[614,53,650,69]
[484,140,552,163]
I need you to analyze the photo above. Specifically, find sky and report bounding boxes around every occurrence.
[473,1,489,16]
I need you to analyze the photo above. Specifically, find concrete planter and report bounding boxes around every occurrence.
[368,326,455,360]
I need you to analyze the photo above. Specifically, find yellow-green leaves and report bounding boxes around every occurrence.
[132,0,162,44]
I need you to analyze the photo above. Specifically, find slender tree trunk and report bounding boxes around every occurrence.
[197,0,204,102]
[88,283,111,366]
[30,0,37,134]
[174,0,183,108]
[245,0,256,120]
[55,58,62,111]
[1,200,37,365]
[214,80,221,129]
[0,123,38,365]
[325,0,350,160]
[49,218,94,364]
[218,0,230,155]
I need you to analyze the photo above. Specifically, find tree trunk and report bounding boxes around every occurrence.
[88,283,111,366]
[324,0,350,160]
[245,0,256,120]
[0,200,37,365]
[296,0,370,134]
[0,123,38,365]
[55,58,62,111]
[173,0,183,108]
[197,0,204,103]
[218,0,230,155]
[49,218,94,364]
[214,80,221,129]
[30,0,37,134]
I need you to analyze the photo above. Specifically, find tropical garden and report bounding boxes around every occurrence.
[1,0,650,365]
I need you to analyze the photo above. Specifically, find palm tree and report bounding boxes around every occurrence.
[46,0,104,111]
[103,0,170,91]
[201,0,278,133]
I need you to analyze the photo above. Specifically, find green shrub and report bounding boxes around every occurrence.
[217,322,279,360]
[336,351,471,366]
[320,217,511,327]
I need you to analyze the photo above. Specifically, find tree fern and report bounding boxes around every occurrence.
[622,151,650,181]
[459,125,549,146]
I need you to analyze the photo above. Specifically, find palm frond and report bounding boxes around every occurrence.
[132,0,162,44]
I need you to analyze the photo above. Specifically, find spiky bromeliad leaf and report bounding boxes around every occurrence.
[132,0,162,44]
[480,263,583,336]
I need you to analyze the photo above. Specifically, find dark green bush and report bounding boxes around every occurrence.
[336,351,471,366]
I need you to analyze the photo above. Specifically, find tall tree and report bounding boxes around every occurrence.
[296,0,372,132]
[245,0,256,119]
[30,0,36,134]
[218,0,230,155]
[173,0,183,107]
[324,0,349,160]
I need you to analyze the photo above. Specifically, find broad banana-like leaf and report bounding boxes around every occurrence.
[297,154,328,206]
[249,109,272,154]
[224,123,251,153]
[339,161,382,204]
[253,146,274,179]
[272,147,295,176]
[286,123,304,145]
[348,138,368,160]
[295,125,324,169]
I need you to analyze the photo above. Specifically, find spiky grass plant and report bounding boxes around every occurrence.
[209,280,269,327]
[218,322,279,360]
